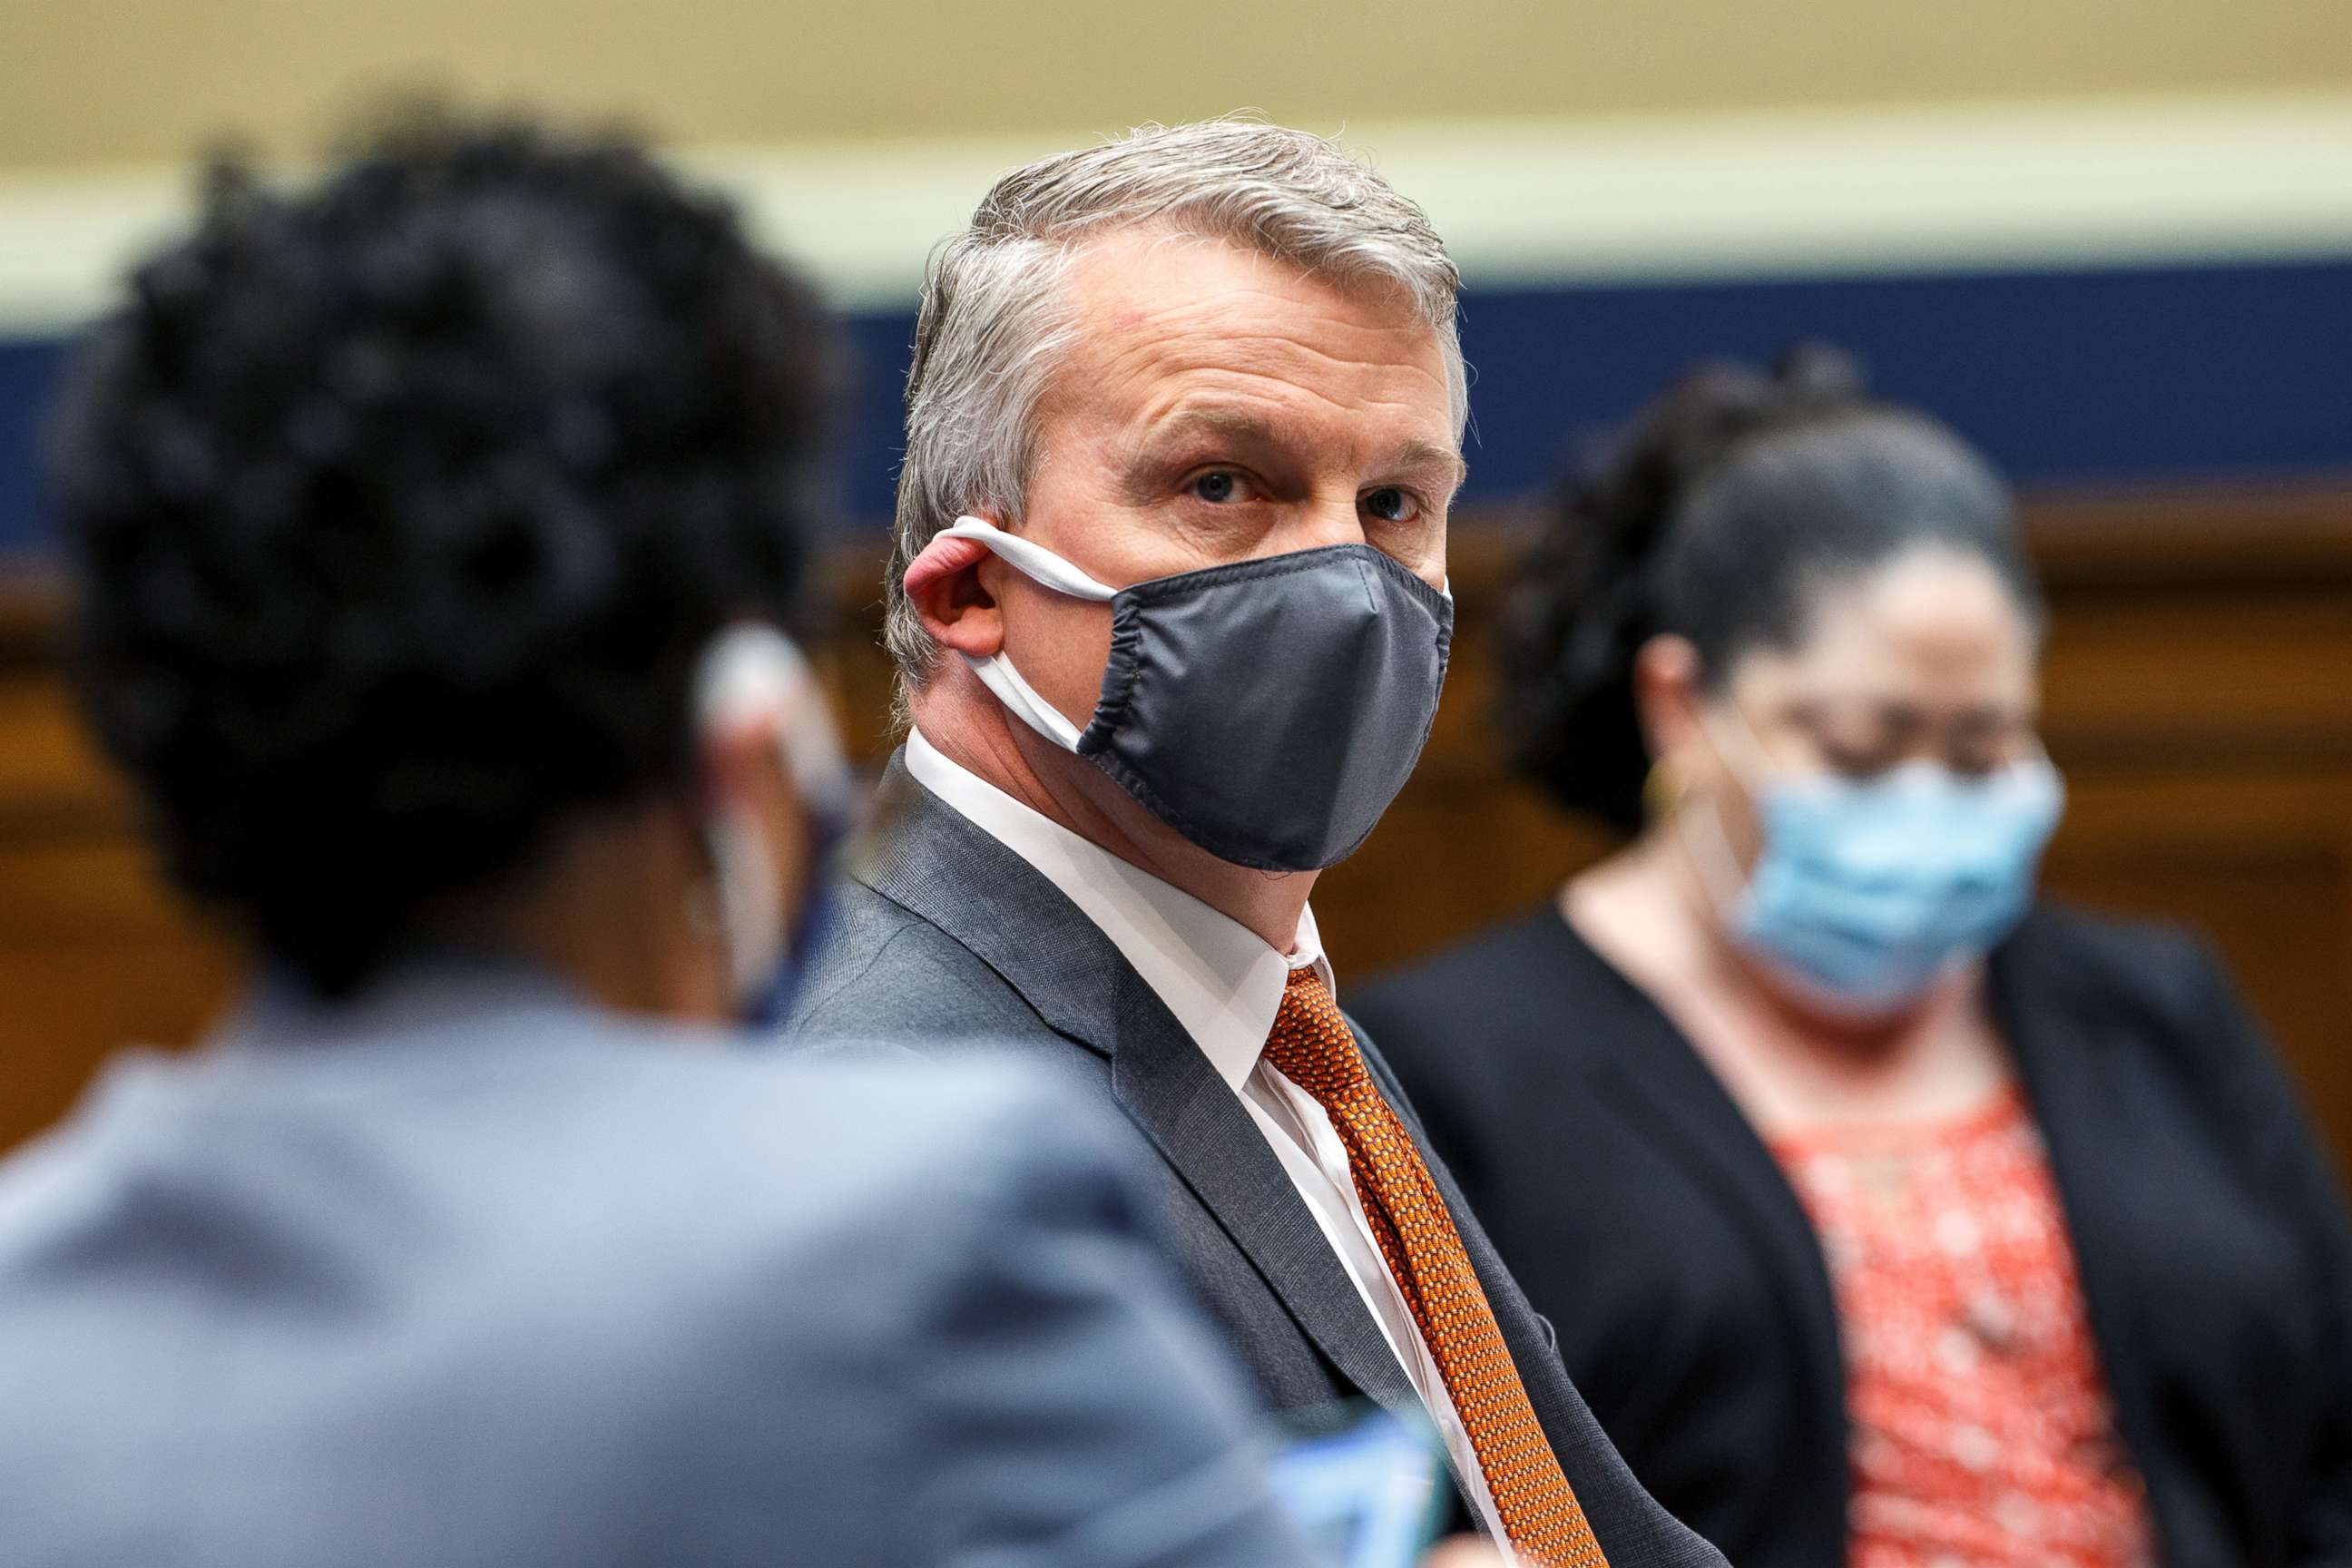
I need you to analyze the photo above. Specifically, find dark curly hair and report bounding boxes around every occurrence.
[52,112,834,995]
[1499,344,2041,834]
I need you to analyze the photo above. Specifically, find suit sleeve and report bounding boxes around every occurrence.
[2185,946,2352,1565]
[900,1083,1314,1568]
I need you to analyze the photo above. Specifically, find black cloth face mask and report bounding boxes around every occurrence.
[936,516,1453,872]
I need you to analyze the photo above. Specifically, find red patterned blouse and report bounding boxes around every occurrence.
[1772,1086,2155,1568]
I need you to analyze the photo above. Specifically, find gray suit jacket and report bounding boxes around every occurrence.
[0,960,1306,1568]
[787,754,1730,1568]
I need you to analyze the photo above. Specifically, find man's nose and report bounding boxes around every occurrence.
[1269,494,1370,554]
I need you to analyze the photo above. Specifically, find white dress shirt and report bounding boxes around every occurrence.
[905,728,1507,1542]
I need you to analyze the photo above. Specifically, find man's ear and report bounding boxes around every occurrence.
[903,526,1005,659]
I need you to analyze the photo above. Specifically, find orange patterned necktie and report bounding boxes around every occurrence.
[1261,967,1610,1568]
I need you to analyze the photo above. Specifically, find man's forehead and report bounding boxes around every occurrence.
[1065,227,1426,338]
[1051,230,1458,455]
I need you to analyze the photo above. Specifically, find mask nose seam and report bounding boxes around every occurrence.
[1080,593,1148,754]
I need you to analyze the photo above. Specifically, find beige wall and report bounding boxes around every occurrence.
[4,0,2349,173]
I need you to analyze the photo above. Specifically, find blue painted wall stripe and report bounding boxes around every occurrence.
[9,254,2351,557]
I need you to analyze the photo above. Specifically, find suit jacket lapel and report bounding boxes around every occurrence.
[854,752,1425,1423]
[1108,972,1426,1424]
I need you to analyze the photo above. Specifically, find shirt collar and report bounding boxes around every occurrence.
[905,727,1331,1092]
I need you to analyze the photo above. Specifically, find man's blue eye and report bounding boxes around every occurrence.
[1192,472,1238,504]
[1364,487,1415,522]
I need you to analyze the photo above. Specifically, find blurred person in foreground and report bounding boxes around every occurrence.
[0,113,1318,1568]
[784,117,1723,1568]
[1350,349,2352,1568]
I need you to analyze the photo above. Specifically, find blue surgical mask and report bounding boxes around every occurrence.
[1686,717,2064,1013]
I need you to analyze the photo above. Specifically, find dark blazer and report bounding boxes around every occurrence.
[784,752,1730,1568]
[0,960,1310,1568]
[1350,904,2352,1568]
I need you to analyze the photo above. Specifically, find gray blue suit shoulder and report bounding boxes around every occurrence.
[787,754,1731,1568]
[0,963,1303,1568]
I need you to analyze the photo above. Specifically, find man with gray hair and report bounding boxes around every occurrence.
[789,120,1725,1568]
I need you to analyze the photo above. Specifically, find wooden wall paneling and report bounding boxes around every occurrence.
[2,487,2349,1181]
[0,609,243,1148]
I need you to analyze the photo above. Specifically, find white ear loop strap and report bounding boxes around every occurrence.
[936,516,1117,753]
[936,515,1120,601]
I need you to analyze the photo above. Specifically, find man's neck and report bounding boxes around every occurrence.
[910,678,1314,954]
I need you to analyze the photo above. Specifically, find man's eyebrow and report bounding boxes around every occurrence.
[1129,410,1465,482]
[1132,407,1283,451]
[1389,439,1470,496]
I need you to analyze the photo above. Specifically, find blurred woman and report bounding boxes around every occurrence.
[0,114,1309,1567]
[1351,350,2352,1568]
